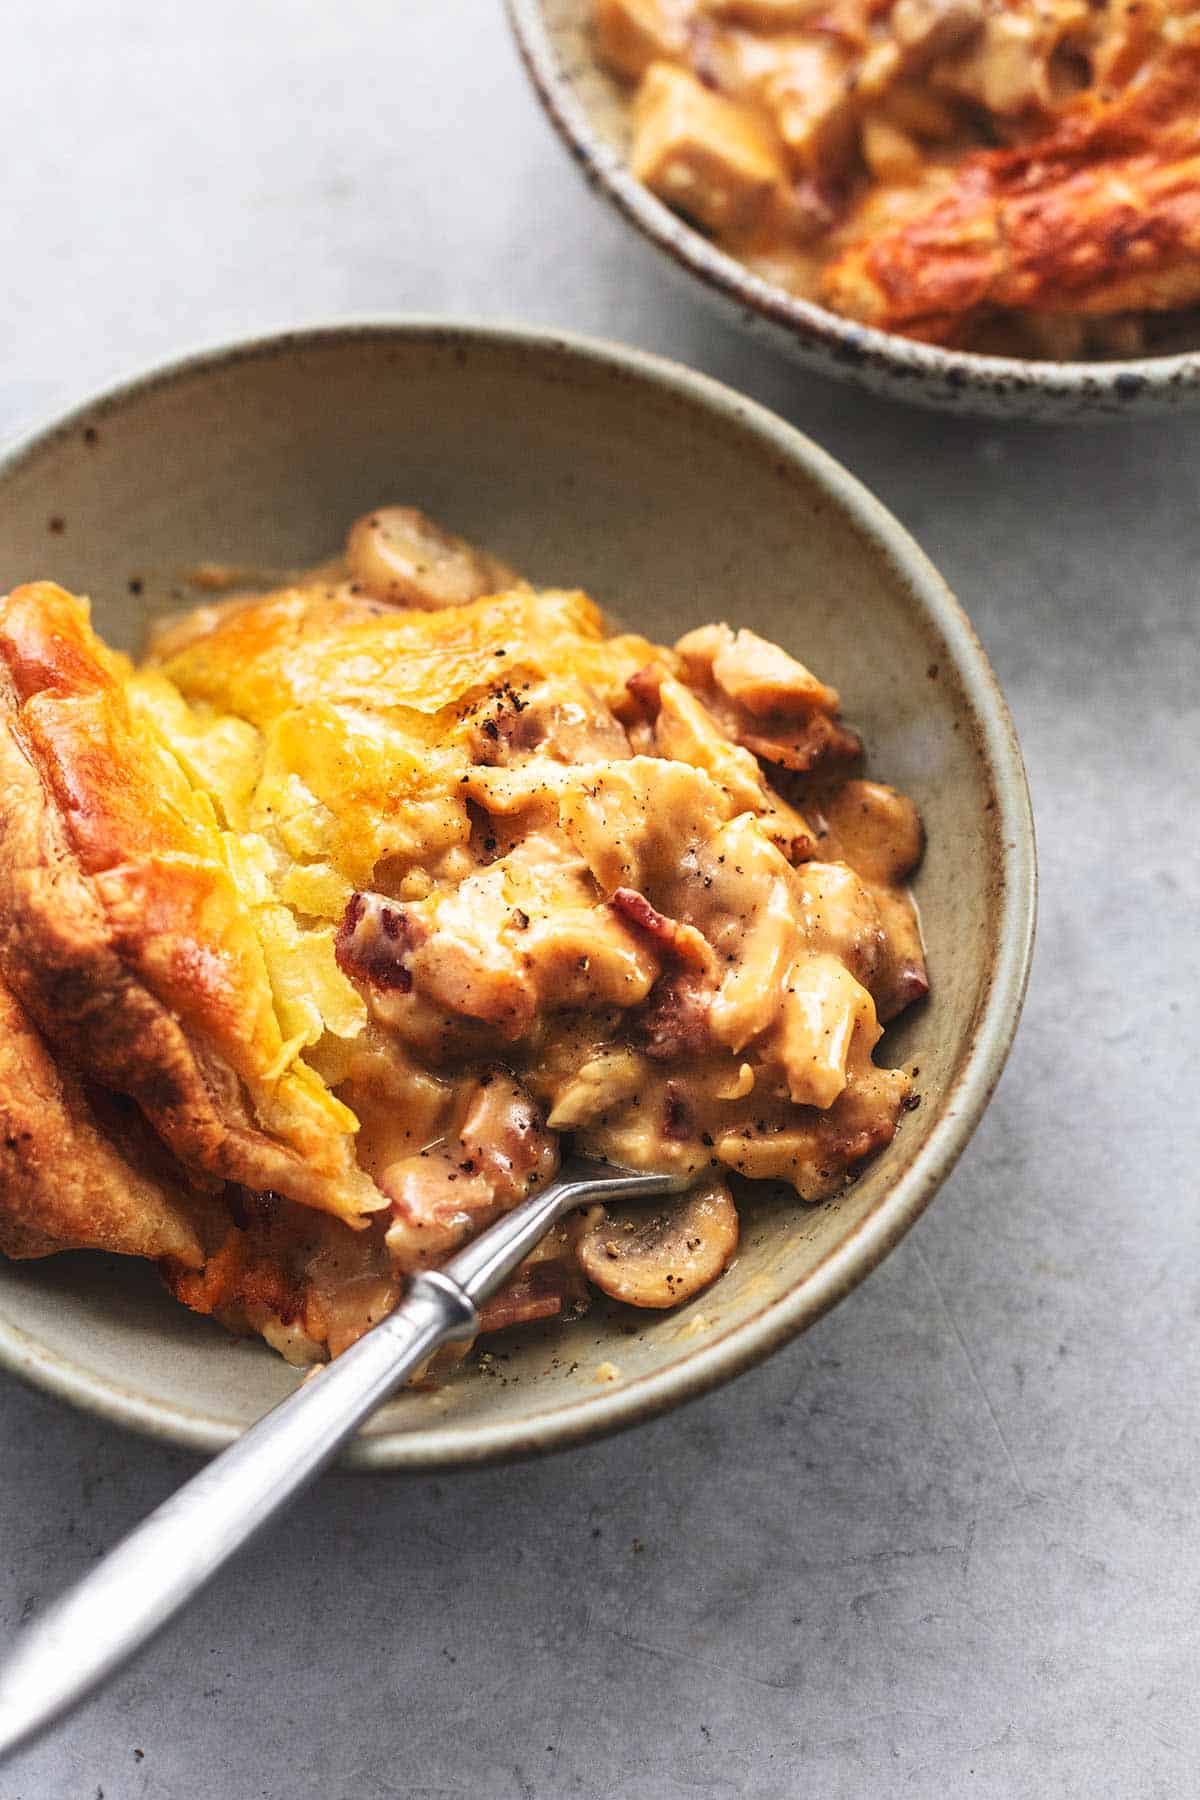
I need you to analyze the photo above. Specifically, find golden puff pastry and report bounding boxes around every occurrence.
[0,971,207,1266]
[0,582,379,1227]
[822,40,1200,345]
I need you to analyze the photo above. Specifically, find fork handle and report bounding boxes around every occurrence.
[0,1269,476,1761]
[0,1159,685,1762]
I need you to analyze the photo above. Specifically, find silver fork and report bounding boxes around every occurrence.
[0,1158,686,1762]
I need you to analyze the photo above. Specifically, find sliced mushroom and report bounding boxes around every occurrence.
[814,780,924,886]
[869,884,930,1022]
[577,1175,739,1309]
[345,506,518,610]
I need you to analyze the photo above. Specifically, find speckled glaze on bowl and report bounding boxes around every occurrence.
[508,0,1200,421]
[0,321,1034,1468]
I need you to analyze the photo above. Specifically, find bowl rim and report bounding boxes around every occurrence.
[0,317,1036,1469]
[506,0,1200,409]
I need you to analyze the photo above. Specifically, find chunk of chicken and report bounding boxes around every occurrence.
[758,41,858,177]
[630,664,818,860]
[336,862,660,1048]
[557,755,733,896]
[688,19,867,162]
[674,623,859,771]
[714,1052,905,1195]
[631,61,788,234]
[544,1047,649,1129]
[676,623,839,714]
[794,860,887,992]
[383,1072,557,1270]
[779,952,879,1108]
[703,813,802,1052]
[596,0,695,79]
[652,670,776,811]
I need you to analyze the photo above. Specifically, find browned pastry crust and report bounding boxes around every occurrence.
[822,42,1200,343]
[0,584,380,1233]
[0,971,207,1265]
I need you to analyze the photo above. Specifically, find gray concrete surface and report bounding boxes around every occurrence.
[2,2,1198,1795]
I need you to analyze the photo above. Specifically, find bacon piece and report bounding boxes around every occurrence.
[477,1262,572,1334]
[879,957,930,1021]
[335,892,422,993]
[631,975,713,1061]
[610,888,716,975]
[458,1072,558,1203]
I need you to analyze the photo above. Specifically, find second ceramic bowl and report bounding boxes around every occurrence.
[0,320,1034,1465]
[508,0,1200,421]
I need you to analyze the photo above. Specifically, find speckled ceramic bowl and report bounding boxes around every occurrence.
[0,321,1034,1467]
[508,0,1200,421]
